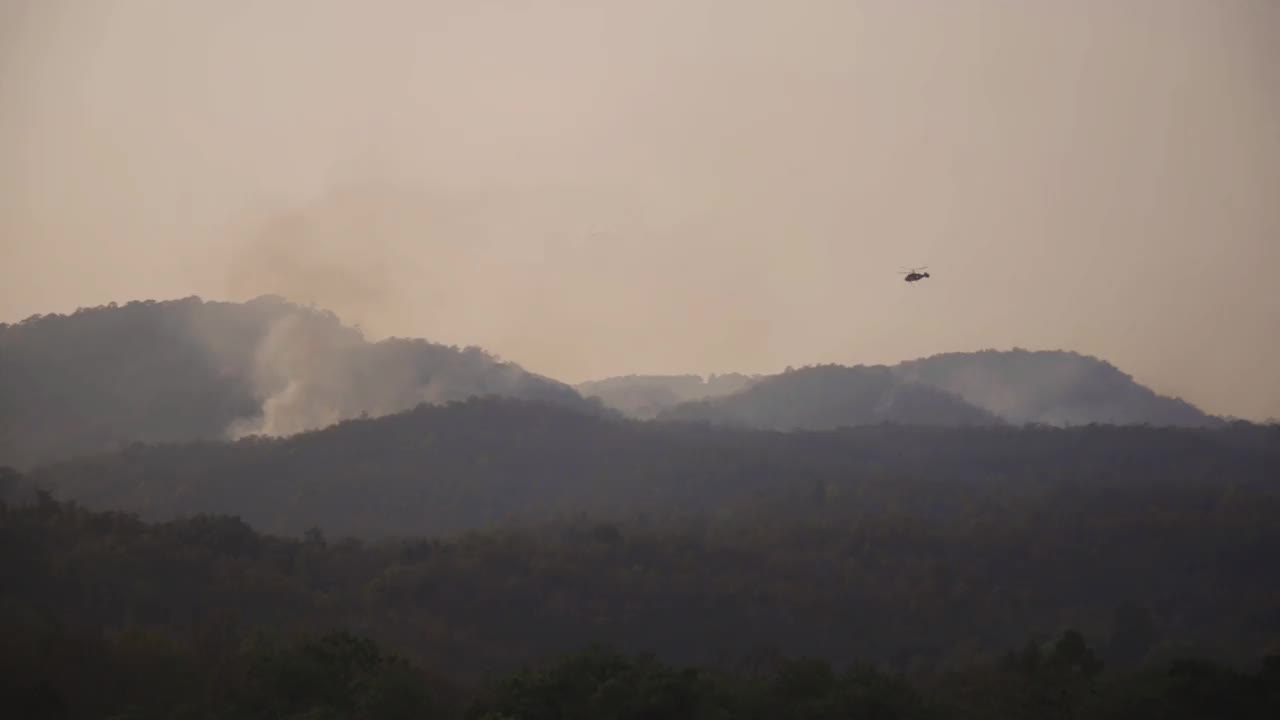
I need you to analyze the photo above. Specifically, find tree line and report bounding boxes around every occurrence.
[4,479,1278,693]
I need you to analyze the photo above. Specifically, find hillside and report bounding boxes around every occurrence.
[0,295,596,468]
[26,395,1278,539]
[657,364,1003,430]
[894,349,1223,427]
[7,457,1280,684]
[647,352,1222,430]
[576,373,759,419]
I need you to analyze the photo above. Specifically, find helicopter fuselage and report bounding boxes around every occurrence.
[904,272,930,282]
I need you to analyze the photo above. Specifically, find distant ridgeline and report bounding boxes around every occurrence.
[0,295,600,468]
[576,372,760,419]
[0,295,1228,470]
[25,396,1277,538]
[892,349,1220,427]
[656,364,1004,430]
[584,350,1223,430]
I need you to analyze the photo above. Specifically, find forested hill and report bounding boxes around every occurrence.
[1,297,1225,474]
[0,295,597,468]
[5,469,1280,696]
[577,373,760,419]
[591,352,1223,428]
[25,395,1279,539]
[657,365,1003,429]
[894,349,1223,427]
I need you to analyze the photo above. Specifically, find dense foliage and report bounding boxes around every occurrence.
[8,449,1280,682]
[7,625,1279,720]
[0,296,595,468]
[30,397,1277,538]
[3,495,1279,719]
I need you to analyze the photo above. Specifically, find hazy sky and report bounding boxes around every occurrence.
[2,0,1277,419]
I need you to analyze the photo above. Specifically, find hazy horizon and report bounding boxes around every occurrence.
[3,1,1278,420]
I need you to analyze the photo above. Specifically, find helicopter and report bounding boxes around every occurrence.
[898,266,930,283]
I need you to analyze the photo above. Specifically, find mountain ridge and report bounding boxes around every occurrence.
[0,295,600,468]
[656,364,1003,430]
[892,348,1221,427]
[2,296,1226,472]
[589,350,1223,429]
[26,394,1275,539]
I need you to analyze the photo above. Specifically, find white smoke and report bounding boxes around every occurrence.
[225,311,370,438]
[205,297,575,440]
